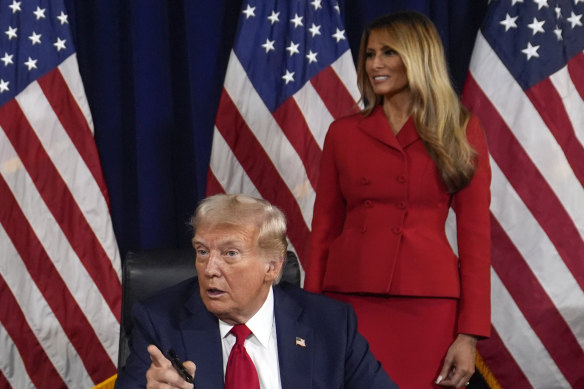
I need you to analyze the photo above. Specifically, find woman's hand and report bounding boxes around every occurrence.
[435,334,477,388]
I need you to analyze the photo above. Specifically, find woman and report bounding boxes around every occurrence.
[304,11,491,389]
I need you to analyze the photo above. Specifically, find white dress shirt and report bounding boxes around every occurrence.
[219,287,282,389]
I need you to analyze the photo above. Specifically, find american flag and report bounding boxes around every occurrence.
[206,0,360,267]
[462,0,584,387]
[0,0,121,388]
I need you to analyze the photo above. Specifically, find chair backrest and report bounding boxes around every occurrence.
[117,248,301,369]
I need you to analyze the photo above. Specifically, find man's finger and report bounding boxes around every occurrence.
[147,344,167,367]
[183,361,196,378]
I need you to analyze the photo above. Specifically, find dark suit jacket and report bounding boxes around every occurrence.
[115,278,398,388]
[304,106,492,337]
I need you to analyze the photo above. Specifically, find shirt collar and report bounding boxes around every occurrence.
[218,286,275,348]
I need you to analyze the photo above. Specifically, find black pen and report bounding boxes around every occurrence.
[166,348,194,384]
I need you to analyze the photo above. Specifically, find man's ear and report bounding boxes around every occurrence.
[264,258,284,283]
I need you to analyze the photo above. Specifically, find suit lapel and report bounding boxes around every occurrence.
[274,286,313,389]
[358,106,401,150]
[358,106,420,150]
[396,116,420,148]
[180,287,225,388]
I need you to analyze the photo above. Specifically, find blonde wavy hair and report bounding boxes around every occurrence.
[356,11,476,192]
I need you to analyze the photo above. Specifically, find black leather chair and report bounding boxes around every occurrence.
[117,248,301,369]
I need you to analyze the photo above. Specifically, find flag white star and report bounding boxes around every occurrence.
[267,10,279,24]
[290,13,303,28]
[33,6,46,20]
[262,38,275,53]
[9,0,21,13]
[2,52,14,66]
[567,11,583,28]
[334,3,340,13]
[282,69,294,84]
[0,79,9,93]
[500,13,518,31]
[54,38,67,51]
[306,50,318,63]
[309,23,321,37]
[242,4,255,19]
[527,17,545,35]
[553,27,563,40]
[521,42,540,60]
[29,31,42,45]
[311,0,322,10]
[57,11,69,24]
[575,0,584,4]
[555,6,562,19]
[24,57,38,70]
[286,41,300,56]
[511,0,524,5]
[332,28,346,42]
[5,26,17,40]
[533,0,548,10]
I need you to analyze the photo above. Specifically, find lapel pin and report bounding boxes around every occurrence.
[295,337,306,347]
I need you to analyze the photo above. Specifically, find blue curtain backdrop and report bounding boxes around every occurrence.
[62,0,488,257]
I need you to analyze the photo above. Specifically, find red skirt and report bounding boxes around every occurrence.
[327,293,458,389]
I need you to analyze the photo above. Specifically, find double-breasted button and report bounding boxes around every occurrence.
[397,175,407,183]
[360,177,370,185]
[361,226,367,233]
[392,226,403,234]
[397,201,407,209]
[364,200,373,208]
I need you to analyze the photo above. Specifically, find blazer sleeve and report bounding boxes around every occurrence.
[342,304,400,389]
[115,302,160,388]
[451,115,492,337]
[304,123,346,293]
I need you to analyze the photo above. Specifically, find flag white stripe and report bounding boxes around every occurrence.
[0,128,120,365]
[470,32,584,238]
[209,127,262,197]
[293,80,333,149]
[330,50,361,103]
[223,51,315,227]
[549,65,584,146]
[490,158,584,348]
[209,128,302,265]
[58,54,95,134]
[491,269,570,388]
[0,224,93,388]
[0,322,35,389]
[15,82,121,280]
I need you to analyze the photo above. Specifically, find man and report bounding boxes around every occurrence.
[116,194,397,388]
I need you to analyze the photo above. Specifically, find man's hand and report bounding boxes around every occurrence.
[435,334,477,388]
[146,345,196,389]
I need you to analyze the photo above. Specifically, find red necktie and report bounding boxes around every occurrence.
[224,324,260,389]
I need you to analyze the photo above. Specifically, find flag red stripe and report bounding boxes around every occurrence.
[0,369,10,389]
[36,68,111,205]
[462,75,584,288]
[0,176,117,382]
[0,100,122,320]
[272,98,321,189]
[0,276,66,388]
[478,327,532,388]
[310,66,359,118]
[205,169,225,196]
[526,78,584,187]
[215,90,310,261]
[567,52,584,101]
[490,215,584,387]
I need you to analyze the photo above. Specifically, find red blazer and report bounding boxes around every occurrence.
[305,106,492,337]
